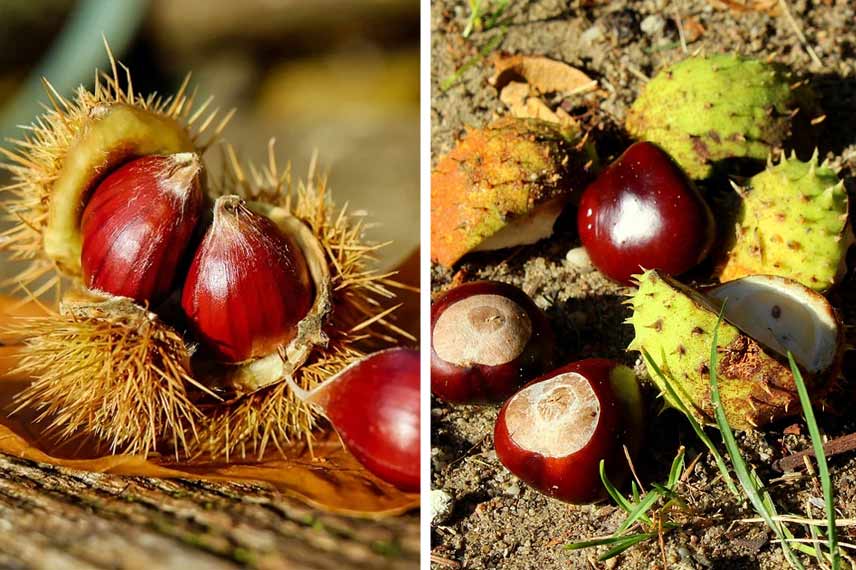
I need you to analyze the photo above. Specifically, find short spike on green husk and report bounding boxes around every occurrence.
[718,151,851,292]
[625,54,810,180]
[627,270,810,430]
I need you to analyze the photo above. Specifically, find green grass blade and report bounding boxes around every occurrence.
[789,352,839,570]
[617,490,660,534]
[641,349,739,496]
[599,460,636,515]
[440,30,505,91]
[667,447,686,489]
[599,533,659,561]
[708,307,803,570]
[565,533,646,551]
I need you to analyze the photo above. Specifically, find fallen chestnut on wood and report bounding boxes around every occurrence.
[494,358,642,503]
[287,347,421,492]
[431,280,555,403]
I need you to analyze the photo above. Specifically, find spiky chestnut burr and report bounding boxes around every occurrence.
[181,195,314,363]
[7,292,209,456]
[81,153,203,304]
[717,151,851,292]
[627,270,842,430]
[0,40,232,297]
[494,359,642,504]
[431,117,597,267]
[431,280,555,403]
[626,54,813,180]
[190,146,413,459]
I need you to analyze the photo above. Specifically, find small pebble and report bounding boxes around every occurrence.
[504,482,521,496]
[565,246,595,273]
[431,489,455,524]
[581,25,604,45]
[641,14,666,36]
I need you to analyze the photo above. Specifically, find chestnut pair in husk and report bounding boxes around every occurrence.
[431,280,643,503]
[0,46,419,492]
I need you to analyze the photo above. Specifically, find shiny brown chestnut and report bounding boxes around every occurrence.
[494,359,643,504]
[80,153,203,304]
[181,195,313,363]
[431,280,555,403]
[577,141,715,284]
[287,347,421,492]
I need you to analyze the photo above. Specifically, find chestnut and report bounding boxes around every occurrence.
[494,359,642,504]
[287,347,420,493]
[577,141,715,284]
[181,196,314,363]
[80,153,203,304]
[431,281,555,403]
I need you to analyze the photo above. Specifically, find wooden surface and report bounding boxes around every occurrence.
[0,453,419,569]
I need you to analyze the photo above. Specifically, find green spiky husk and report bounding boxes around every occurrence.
[718,152,850,292]
[627,270,809,430]
[625,54,807,179]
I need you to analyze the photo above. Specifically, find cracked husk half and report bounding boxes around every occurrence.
[627,270,842,430]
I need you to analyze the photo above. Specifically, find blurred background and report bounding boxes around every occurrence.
[0,0,420,284]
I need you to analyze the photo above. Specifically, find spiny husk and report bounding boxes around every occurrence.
[0,39,233,299]
[194,142,414,459]
[717,150,851,292]
[627,269,830,430]
[6,293,208,457]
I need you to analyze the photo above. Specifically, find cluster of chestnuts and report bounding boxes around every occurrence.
[431,280,642,503]
[0,47,420,494]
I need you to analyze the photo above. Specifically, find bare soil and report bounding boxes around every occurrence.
[430,1,856,568]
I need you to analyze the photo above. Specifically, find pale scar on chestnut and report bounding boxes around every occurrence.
[505,373,600,458]
[432,294,533,367]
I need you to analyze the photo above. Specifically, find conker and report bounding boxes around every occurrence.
[431,280,555,404]
[287,347,421,493]
[494,359,642,504]
[181,195,313,363]
[577,141,714,284]
[80,153,203,304]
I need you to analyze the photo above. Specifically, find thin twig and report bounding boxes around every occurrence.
[778,0,823,68]
[775,432,856,473]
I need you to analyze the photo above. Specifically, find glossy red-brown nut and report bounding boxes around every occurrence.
[494,358,642,504]
[181,196,313,363]
[577,141,714,284]
[317,347,421,493]
[80,153,203,304]
[431,280,555,403]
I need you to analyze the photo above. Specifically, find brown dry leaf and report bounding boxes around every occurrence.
[490,53,597,95]
[0,249,421,517]
[499,81,578,129]
[706,0,780,15]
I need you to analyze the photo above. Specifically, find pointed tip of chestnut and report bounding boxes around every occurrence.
[80,153,204,305]
[181,195,314,363]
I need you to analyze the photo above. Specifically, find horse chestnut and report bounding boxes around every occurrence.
[431,281,555,403]
[494,359,642,503]
[577,141,714,284]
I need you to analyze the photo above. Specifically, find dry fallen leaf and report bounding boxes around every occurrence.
[0,251,420,517]
[499,81,578,128]
[490,53,597,95]
[683,17,706,43]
